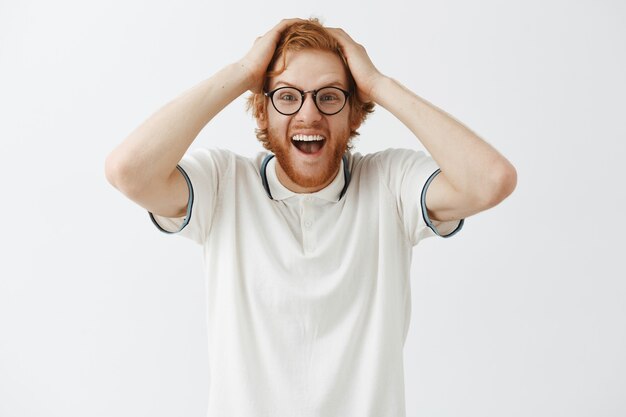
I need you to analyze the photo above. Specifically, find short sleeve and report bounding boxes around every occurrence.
[375,148,464,245]
[148,148,232,245]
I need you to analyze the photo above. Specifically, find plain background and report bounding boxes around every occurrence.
[1,0,625,416]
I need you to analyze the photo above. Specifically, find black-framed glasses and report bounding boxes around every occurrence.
[264,86,350,116]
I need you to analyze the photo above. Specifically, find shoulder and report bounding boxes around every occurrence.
[181,148,262,175]
[183,147,238,164]
[349,148,431,173]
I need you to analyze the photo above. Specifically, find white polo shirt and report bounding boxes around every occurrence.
[150,147,463,417]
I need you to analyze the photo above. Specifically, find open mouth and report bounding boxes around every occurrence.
[291,134,326,155]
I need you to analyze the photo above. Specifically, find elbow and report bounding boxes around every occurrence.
[104,152,122,190]
[104,151,134,192]
[479,160,518,209]
[498,161,518,199]
[104,152,143,198]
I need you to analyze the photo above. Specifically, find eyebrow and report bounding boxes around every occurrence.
[271,80,348,90]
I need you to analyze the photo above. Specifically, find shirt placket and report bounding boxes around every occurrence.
[300,196,317,254]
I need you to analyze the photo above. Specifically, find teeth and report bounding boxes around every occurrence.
[292,134,324,142]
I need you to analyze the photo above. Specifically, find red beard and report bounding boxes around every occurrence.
[266,125,350,191]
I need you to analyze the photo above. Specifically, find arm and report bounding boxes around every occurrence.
[105,19,302,218]
[330,29,517,222]
[105,64,250,218]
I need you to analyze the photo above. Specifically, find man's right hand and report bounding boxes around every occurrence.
[105,19,303,221]
[238,18,304,93]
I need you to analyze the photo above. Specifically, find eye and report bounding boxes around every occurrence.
[319,92,340,102]
[275,89,300,102]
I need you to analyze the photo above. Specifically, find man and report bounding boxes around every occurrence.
[106,18,516,417]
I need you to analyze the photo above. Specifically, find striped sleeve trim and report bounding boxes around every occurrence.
[148,164,194,234]
[420,168,464,238]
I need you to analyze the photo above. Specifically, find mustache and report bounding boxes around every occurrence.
[288,122,328,136]
[289,120,326,130]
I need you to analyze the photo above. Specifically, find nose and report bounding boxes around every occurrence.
[295,92,322,123]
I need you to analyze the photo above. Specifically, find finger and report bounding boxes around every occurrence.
[327,27,354,42]
[325,28,346,48]
[264,18,305,37]
[327,28,359,55]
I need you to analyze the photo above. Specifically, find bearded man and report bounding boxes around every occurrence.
[106,18,516,417]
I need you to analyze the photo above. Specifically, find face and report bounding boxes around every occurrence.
[258,49,358,193]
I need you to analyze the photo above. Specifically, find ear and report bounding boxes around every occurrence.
[255,95,268,130]
[350,118,362,132]
[349,109,362,132]
[256,113,268,130]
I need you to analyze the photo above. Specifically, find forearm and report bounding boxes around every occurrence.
[372,76,516,202]
[106,62,251,192]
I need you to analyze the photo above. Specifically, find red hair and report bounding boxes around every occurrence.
[246,18,375,150]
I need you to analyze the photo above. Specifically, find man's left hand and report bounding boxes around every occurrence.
[328,28,385,103]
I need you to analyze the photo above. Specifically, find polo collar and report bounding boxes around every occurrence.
[261,154,349,202]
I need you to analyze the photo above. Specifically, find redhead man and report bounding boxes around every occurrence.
[106,18,516,417]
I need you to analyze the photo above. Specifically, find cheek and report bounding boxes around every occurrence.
[331,115,353,138]
[267,114,290,136]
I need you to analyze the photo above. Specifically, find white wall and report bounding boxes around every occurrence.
[1,0,625,416]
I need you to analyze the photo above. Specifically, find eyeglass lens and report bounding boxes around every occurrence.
[271,87,346,115]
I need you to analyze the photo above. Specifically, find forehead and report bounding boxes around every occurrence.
[268,49,349,90]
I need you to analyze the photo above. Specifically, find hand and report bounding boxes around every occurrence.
[238,18,304,94]
[327,28,385,103]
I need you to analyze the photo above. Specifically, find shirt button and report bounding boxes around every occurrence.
[304,220,312,228]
